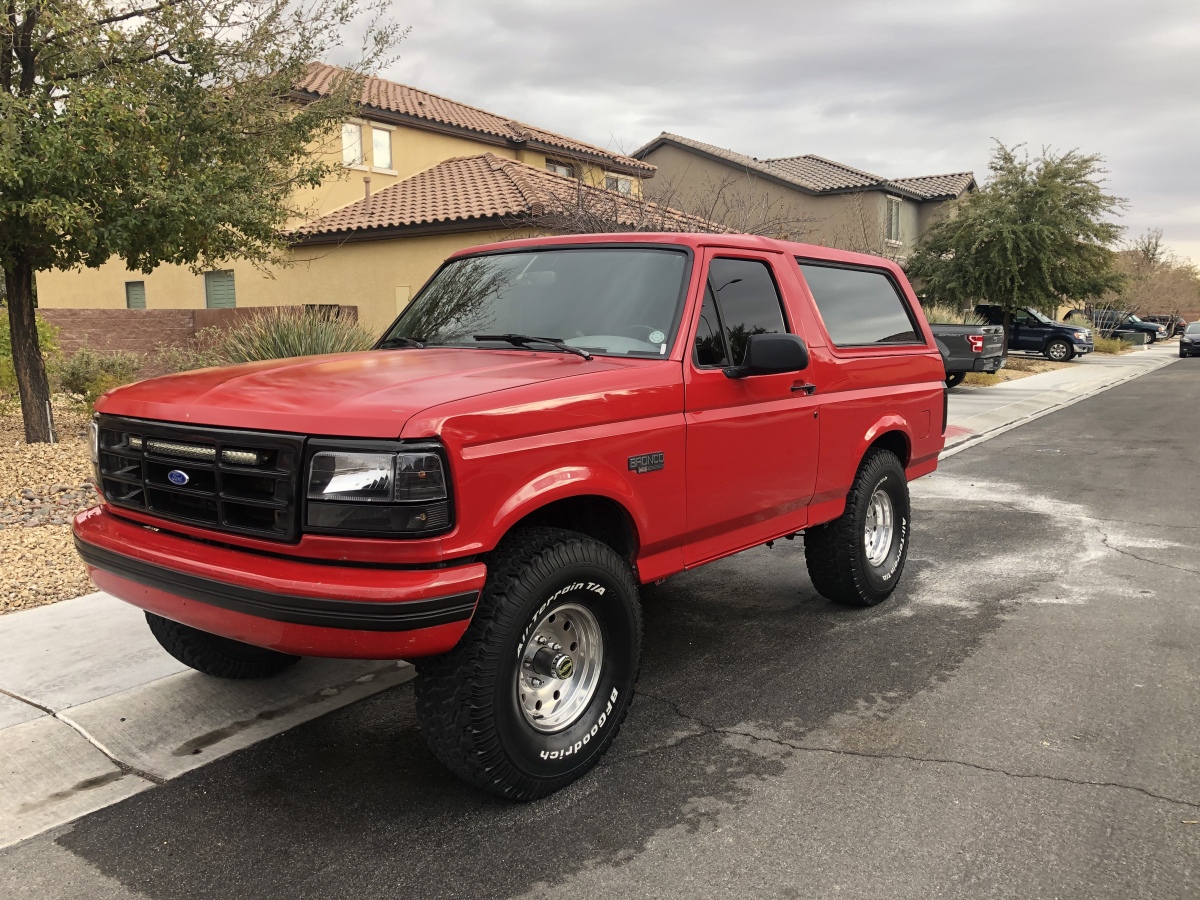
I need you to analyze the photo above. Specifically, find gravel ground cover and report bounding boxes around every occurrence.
[0,399,98,613]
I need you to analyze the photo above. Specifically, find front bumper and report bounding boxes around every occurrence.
[73,506,485,659]
[1073,339,1094,354]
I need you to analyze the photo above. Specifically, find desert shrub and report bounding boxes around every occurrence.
[0,311,59,399]
[211,308,376,364]
[1093,334,1131,354]
[920,303,986,326]
[54,348,144,404]
[147,332,225,374]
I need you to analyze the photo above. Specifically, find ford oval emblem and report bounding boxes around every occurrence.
[167,469,190,486]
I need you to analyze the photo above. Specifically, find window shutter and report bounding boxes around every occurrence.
[204,270,236,309]
[125,281,146,309]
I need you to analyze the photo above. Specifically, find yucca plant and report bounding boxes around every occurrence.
[213,309,377,364]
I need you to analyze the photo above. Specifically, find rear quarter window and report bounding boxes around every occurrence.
[798,261,923,347]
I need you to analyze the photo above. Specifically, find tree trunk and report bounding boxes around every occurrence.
[4,256,56,443]
[1001,308,1012,357]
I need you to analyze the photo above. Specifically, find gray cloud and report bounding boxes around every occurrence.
[370,0,1200,258]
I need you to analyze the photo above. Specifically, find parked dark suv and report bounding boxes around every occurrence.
[1180,322,1200,358]
[1067,309,1166,343]
[976,304,1093,361]
[1143,314,1188,338]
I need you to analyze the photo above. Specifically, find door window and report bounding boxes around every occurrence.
[694,258,788,368]
[799,262,921,346]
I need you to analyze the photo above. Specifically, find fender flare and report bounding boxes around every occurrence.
[860,414,913,466]
[487,464,646,551]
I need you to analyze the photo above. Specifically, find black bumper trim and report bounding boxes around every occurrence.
[76,538,478,632]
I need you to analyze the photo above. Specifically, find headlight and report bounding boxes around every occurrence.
[1072,331,1088,340]
[89,420,100,465]
[305,445,451,536]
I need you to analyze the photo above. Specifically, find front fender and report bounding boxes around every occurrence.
[488,463,648,549]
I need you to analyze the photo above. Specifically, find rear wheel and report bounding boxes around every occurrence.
[145,612,301,679]
[1045,339,1073,362]
[415,527,641,800]
[805,449,911,607]
[945,371,965,388]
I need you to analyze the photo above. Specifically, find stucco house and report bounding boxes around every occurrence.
[37,65,659,335]
[632,133,975,260]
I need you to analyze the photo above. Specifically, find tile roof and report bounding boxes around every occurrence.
[762,155,884,191]
[292,153,719,240]
[296,64,653,175]
[887,172,977,200]
[633,132,974,199]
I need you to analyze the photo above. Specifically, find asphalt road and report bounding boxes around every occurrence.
[4,362,1198,899]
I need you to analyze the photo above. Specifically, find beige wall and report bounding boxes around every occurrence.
[640,144,935,258]
[37,110,637,329]
[38,229,528,337]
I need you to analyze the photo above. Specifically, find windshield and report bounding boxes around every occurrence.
[1028,308,1054,324]
[1186,323,1200,335]
[381,248,690,358]
[1126,314,1143,323]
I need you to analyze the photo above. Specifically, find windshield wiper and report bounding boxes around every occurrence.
[378,335,426,349]
[473,334,592,360]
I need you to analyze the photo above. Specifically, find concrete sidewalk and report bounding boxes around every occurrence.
[0,593,413,849]
[0,342,1179,849]
[944,342,1178,456]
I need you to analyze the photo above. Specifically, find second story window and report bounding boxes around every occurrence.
[342,123,364,166]
[546,160,575,178]
[886,196,902,244]
[605,174,633,195]
[372,127,392,170]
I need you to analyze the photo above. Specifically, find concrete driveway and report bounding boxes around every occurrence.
[2,361,1197,899]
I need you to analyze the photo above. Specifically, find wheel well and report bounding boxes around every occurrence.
[510,495,638,563]
[868,430,910,467]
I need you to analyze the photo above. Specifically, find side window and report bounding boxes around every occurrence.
[798,262,921,346]
[1012,309,1033,326]
[694,258,788,368]
[694,285,728,367]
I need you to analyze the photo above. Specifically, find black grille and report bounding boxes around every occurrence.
[96,416,304,541]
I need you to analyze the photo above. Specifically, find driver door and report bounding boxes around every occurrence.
[682,252,819,567]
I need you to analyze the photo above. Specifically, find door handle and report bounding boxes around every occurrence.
[791,382,817,395]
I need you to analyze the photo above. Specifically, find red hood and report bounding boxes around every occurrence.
[95,349,630,438]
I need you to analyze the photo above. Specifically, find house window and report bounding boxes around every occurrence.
[886,196,902,244]
[342,123,364,166]
[605,174,633,195]
[546,160,575,178]
[124,281,146,309]
[372,127,392,170]
[204,270,236,309]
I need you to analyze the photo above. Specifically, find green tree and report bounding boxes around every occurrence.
[907,143,1124,336]
[1,1,402,442]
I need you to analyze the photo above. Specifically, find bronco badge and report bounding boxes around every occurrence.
[627,452,665,474]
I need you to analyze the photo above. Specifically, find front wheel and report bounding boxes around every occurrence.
[415,528,642,800]
[804,449,911,606]
[1045,339,1074,362]
[945,371,965,388]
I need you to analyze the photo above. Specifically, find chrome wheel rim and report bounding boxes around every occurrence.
[863,489,894,567]
[1048,343,1068,360]
[518,602,604,733]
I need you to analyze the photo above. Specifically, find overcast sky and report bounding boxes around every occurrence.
[371,0,1200,261]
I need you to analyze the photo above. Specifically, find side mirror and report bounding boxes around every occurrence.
[724,333,809,378]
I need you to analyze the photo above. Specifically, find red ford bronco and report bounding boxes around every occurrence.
[74,233,946,799]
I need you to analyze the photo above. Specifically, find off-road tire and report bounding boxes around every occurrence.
[145,612,301,679]
[415,527,642,801]
[944,371,965,388]
[1045,339,1074,362]
[804,449,911,607]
